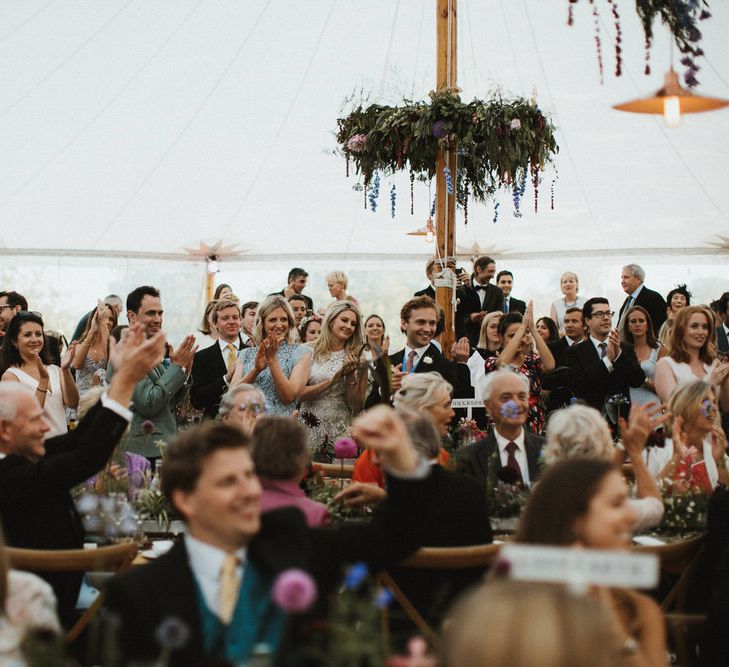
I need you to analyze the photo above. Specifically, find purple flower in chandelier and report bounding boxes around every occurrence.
[346,133,367,153]
[431,120,447,138]
[509,118,521,130]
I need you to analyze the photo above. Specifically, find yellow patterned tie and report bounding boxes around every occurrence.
[225,343,237,371]
[218,554,240,624]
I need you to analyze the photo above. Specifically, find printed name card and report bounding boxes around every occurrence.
[499,544,659,589]
[451,398,484,409]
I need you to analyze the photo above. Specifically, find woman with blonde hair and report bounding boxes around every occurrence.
[72,302,117,393]
[231,295,311,416]
[0,525,61,664]
[550,271,586,333]
[326,271,357,304]
[655,305,729,407]
[194,299,219,350]
[645,380,729,494]
[444,580,619,667]
[298,301,366,447]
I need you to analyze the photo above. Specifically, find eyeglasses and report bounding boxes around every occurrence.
[0,305,12,311]
[589,310,614,319]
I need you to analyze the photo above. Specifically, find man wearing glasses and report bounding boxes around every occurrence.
[0,291,27,338]
[566,297,645,427]
[218,384,267,435]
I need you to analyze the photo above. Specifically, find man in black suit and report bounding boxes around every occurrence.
[191,298,247,419]
[0,324,164,626]
[617,264,667,336]
[104,409,435,665]
[496,270,526,316]
[413,258,437,299]
[270,267,313,312]
[456,256,504,348]
[547,306,585,368]
[567,297,645,426]
[368,296,473,407]
[457,369,545,499]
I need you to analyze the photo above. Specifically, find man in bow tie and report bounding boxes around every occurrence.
[456,256,504,348]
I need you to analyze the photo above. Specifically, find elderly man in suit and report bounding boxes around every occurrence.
[115,285,197,461]
[0,324,164,625]
[495,270,526,316]
[191,298,246,419]
[456,369,545,498]
[567,297,645,427]
[617,264,667,336]
[104,408,435,665]
[456,256,504,348]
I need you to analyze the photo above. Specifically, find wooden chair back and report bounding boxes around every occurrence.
[314,462,355,479]
[4,541,138,643]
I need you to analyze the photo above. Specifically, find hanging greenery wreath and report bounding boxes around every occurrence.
[336,90,558,209]
[568,0,711,87]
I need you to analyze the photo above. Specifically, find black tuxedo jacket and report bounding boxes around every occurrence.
[547,337,573,369]
[389,465,492,626]
[504,297,526,315]
[389,343,474,400]
[455,430,545,500]
[716,326,729,355]
[0,402,128,624]
[565,338,645,417]
[104,474,435,666]
[456,282,504,348]
[414,285,435,299]
[619,286,667,337]
[190,338,245,419]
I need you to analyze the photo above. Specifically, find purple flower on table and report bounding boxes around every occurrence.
[500,400,520,420]
[126,452,151,488]
[272,569,317,613]
[334,437,358,460]
[142,419,155,435]
[346,133,367,153]
[154,616,190,650]
[431,120,447,138]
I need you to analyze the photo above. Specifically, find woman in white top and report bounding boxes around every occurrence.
[621,305,667,407]
[644,380,729,494]
[0,311,78,438]
[543,403,664,531]
[549,271,586,333]
[655,305,729,408]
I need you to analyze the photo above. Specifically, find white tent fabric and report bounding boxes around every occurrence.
[1,0,728,261]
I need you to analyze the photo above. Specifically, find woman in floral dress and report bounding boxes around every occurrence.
[483,302,555,434]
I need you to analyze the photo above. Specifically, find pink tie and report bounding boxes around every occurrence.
[405,350,417,373]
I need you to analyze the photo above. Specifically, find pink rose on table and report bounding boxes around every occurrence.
[272,569,317,613]
[334,437,358,459]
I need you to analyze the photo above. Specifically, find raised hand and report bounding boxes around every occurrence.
[341,351,360,377]
[619,401,670,456]
[334,482,387,507]
[381,335,390,356]
[34,353,50,380]
[110,324,165,378]
[606,329,621,362]
[671,415,691,460]
[350,405,419,474]
[711,426,728,463]
[263,334,280,362]
[709,361,729,387]
[390,366,405,394]
[60,341,77,370]
[451,336,470,363]
[523,300,534,330]
[169,334,197,370]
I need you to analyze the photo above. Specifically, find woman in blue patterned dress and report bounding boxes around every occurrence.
[231,295,311,415]
[72,302,117,394]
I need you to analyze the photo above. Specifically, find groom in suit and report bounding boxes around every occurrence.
[456,369,545,499]
[104,409,435,665]
[567,297,644,426]
[367,296,473,408]
[191,298,247,419]
[116,286,197,460]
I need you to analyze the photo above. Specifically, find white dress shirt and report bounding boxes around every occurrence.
[402,343,432,372]
[493,428,531,487]
[590,335,620,371]
[472,281,488,308]
[185,535,247,617]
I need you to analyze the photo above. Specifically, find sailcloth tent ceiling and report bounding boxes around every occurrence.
[0,0,728,261]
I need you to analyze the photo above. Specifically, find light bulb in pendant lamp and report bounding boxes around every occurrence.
[406,217,436,244]
[613,69,728,127]
[206,257,219,274]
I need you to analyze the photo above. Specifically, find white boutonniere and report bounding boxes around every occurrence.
[422,356,433,365]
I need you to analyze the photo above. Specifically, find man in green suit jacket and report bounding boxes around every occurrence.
[115,285,197,460]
